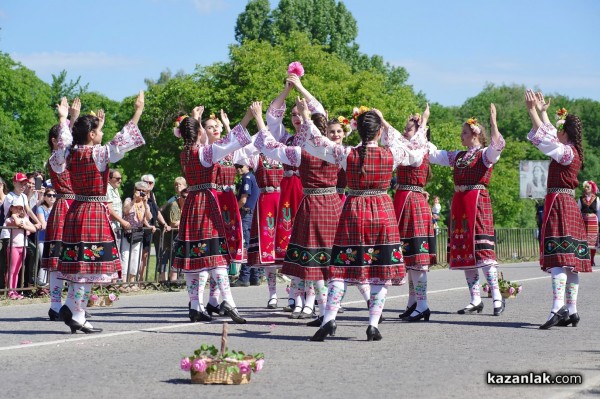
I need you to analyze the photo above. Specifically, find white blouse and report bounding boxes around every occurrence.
[527,123,574,165]
[428,134,505,168]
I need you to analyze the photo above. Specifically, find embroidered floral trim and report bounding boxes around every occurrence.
[447,150,458,167]
[202,145,214,165]
[284,147,300,167]
[559,145,575,165]
[295,123,312,145]
[455,146,481,169]
[231,124,252,147]
[306,97,325,115]
[267,102,285,119]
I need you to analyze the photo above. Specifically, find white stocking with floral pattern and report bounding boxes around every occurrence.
[464,269,481,306]
[369,285,387,327]
[211,268,236,308]
[565,269,579,315]
[322,280,347,325]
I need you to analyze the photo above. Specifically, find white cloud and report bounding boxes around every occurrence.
[10,51,143,72]
[191,0,227,14]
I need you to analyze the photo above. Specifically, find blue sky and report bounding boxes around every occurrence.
[2,0,599,106]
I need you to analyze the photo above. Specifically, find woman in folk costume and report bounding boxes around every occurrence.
[58,91,146,334]
[578,180,599,267]
[266,66,326,312]
[428,104,506,316]
[301,104,427,342]
[525,90,591,329]
[43,97,79,321]
[172,105,253,324]
[252,100,343,322]
[394,104,437,322]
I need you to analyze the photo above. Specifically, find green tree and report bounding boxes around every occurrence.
[234,0,274,43]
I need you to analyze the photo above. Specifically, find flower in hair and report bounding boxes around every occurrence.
[89,110,97,117]
[287,61,305,77]
[555,108,568,130]
[337,115,352,133]
[209,113,224,134]
[173,114,189,138]
[466,118,481,134]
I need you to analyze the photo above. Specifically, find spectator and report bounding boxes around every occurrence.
[121,181,153,290]
[2,196,37,299]
[0,177,8,289]
[106,169,130,250]
[158,177,187,285]
[431,195,441,234]
[25,172,43,210]
[232,163,261,287]
[35,188,56,285]
[140,174,170,282]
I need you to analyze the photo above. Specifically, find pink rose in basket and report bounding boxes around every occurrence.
[254,359,264,373]
[108,293,117,301]
[517,286,522,294]
[90,294,99,301]
[482,285,489,293]
[287,61,304,77]
[180,357,192,371]
[238,361,251,374]
[192,358,207,373]
[508,287,516,295]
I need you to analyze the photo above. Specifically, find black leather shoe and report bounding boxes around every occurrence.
[267,298,278,309]
[206,303,221,316]
[338,306,345,313]
[48,308,60,321]
[366,325,382,341]
[457,302,484,314]
[298,307,314,319]
[404,308,431,322]
[231,279,250,287]
[493,300,505,316]
[219,301,246,324]
[310,320,337,341]
[539,306,569,330]
[189,308,212,322]
[283,300,295,312]
[290,305,303,319]
[307,316,323,327]
[69,319,102,334]
[59,305,73,324]
[557,313,580,327]
[250,280,261,286]
[398,303,417,319]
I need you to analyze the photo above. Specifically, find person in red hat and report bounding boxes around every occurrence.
[1,172,42,230]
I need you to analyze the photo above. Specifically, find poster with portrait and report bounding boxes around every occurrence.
[520,160,550,199]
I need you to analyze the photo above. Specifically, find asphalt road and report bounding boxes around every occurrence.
[1,262,599,399]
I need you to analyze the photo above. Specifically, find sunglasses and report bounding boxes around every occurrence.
[144,180,154,184]
[45,194,57,198]
[112,177,122,181]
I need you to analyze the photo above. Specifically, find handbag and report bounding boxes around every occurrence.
[124,229,144,244]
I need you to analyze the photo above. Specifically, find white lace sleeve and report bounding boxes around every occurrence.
[427,142,454,167]
[300,122,350,170]
[266,101,292,144]
[48,122,72,173]
[481,133,506,167]
[306,97,326,116]
[92,121,145,172]
[527,123,574,165]
[254,128,301,167]
[200,124,252,167]
[381,125,427,168]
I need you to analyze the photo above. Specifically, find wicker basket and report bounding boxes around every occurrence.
[485,291,517,299]
[190,358,253,385]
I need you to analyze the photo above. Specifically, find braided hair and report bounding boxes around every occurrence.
[179,116,201,164]
[47,124,61,152]
[72,115,100,146]
[311,113,328,135]
[356,111,381,177]
[563,114,585,170]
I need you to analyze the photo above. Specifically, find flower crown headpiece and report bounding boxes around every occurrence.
[336,115,352,134]
[173,115,189,138]
[466,118,481,134]
[287,61,305,77]
[350,106,370,130]
[555,108,568,130]
[408,113,422,126]
[583,180,598,194]
[209,113,224,133]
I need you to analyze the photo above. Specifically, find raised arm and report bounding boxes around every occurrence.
[266,80,294,142]
[48,98,73,172]
[481,103,506,167]
[288,74,326,115]
[525,89,543,131]
[69,97,81,127]
[374,108,426,168]
[535,92,552,125]
[220,109,232,134]
[199,107,253,167]
[252,101,301,167]
[131,90,144,126]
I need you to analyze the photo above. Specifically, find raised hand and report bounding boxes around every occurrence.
[56,97,69,120]
[287,74,303,90]
[490,103,497,125]
[525,89,538,110]
[97,109,106,130]
[220,109,230,128]
[535,92,551,113]
[69,97,81,122]
[295,96,310,121]
[134,90,145,112]
[250,101,263,119]
[423,103,430,121]
[192,105,205,120]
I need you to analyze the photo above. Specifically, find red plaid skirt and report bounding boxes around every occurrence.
[248,192,280,266]
[582,213,598,249]
[282,193,343,281]
[216,190,246,263]
[58,201,120,278]
[329,194,405,285]
[41,198,71,271]
[394,190,436,270]
[275,175,303,260]
[540,193,591,272]
[173,189,229,271]
[449,190,497,269]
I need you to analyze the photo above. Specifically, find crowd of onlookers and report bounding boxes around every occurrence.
[0,166,263,296]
